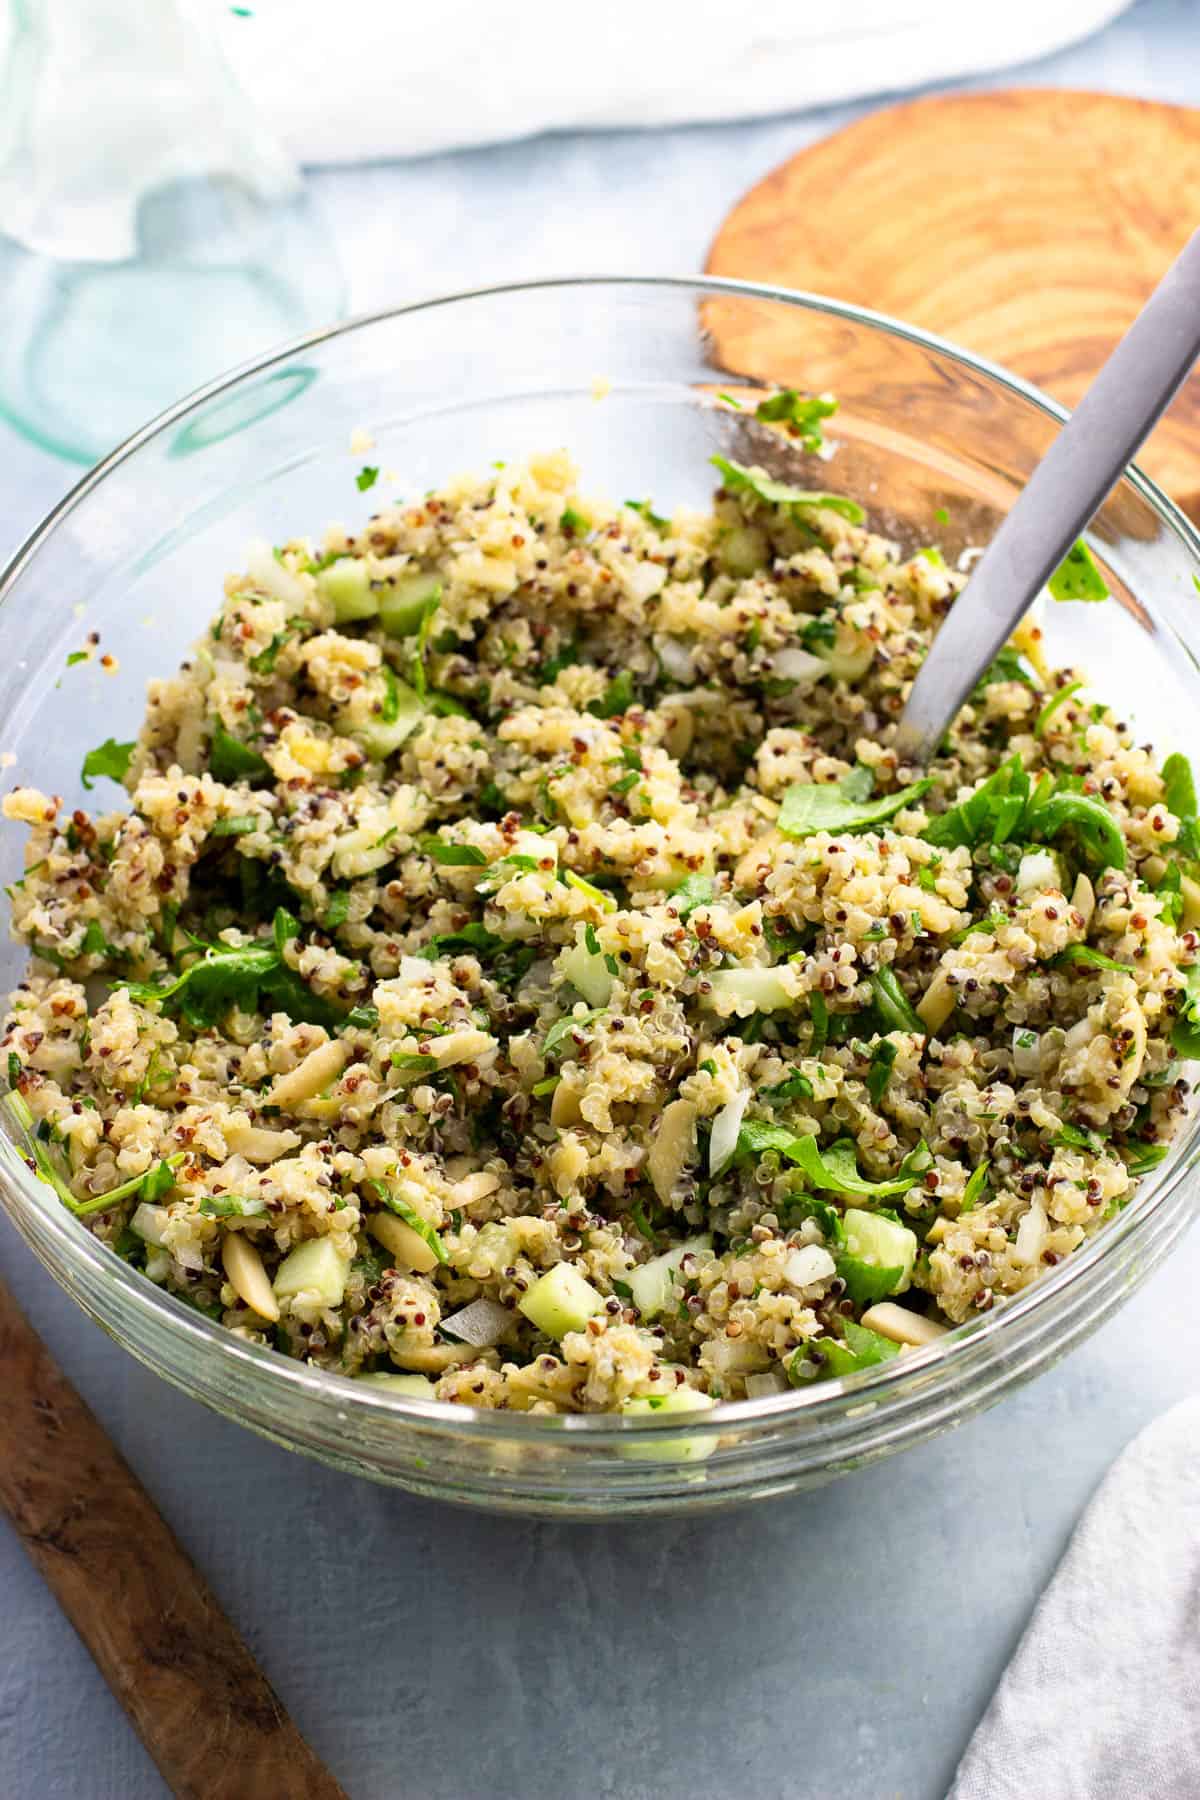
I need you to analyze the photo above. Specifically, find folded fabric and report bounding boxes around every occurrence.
[215,1,1133,165]
[949,1395,1200,1799]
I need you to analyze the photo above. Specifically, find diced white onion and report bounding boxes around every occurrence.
[131,1202,170,1247]
[771,647,829,690]
[441,1297,515,1348]
[1012,1027,1041,1075]
[709,1086,750,1177]
[707,1337,767,1376]
[245,540,310,610]
[657,638,696,682]
[1016,850,1060,898]
[783,1245,837,1289]
[626,563,666,603]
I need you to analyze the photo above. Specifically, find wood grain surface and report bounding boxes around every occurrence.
[0,1275,348,1800]
[706,90,1200,516]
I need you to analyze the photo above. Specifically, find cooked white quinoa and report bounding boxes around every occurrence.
[4,428,1197,1418]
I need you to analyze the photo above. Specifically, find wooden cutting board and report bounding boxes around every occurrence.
[706,90,1200,518]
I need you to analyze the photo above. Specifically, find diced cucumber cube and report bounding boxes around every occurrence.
[518,1262,605,1339]
[628,1235,713,1320]
[317,557,379,623]
[804,1319,902,1381]
[705,967,797,1014]
[354,678,426,759]
[619,1386,717,1462]
[835,1207,916,1304]
[560,925,614,1007]
[379,572,441,638]
[357,1372,436,1398]
[273,1236,351,1307]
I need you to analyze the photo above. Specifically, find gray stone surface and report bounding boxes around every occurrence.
[3,4,1199,1794]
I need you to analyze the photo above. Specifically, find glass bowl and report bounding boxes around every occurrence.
[2,276,1199,1518]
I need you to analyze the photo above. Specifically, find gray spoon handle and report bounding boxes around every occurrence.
[895,226,1200,765]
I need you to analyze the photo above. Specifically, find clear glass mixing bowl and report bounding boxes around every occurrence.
[2,277,1199,1517]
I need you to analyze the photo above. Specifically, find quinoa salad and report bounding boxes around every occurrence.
[4,403,1199,1427]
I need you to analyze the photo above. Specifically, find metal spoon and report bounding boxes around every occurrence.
[895,227,1200,766]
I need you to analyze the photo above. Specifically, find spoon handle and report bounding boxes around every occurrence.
[896,227,1200,765]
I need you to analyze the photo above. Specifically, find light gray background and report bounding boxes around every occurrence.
[4,4,1200,1795]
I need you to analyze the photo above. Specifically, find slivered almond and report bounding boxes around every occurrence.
[550,1081,583,1127]
[1071,872,1096,928]
[425,1028,496,1069]
[223,1122,300,1164]
[916,969,955,1033]
[860,1302,948,1347]
[368,1211,440,1274]
[646,1098,698,1203]
[268,1037,347,1109]
[221,1232,279,1321]
[389,1340,473,1373]
[450,1171,502,1205]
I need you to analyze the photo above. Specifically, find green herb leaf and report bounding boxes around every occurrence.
[419,837,488,867]
[475,853,540,897]
[543,1008,607,1060]
[118,917,340,1032]
[866,1040,897,1105]
[761,1068,814,1104]
[1163,752,1200,860]
[210,815,258,837]
[209,721,271,785]
[735,1121,931,1198]
[1048,539,1110,603]
[971,646,1036,700]
[870,968,924,1035]
[924,753,1126,872]
[778,1189,845,1246]
[808,991,829,1056]
[81,738,135,790]
[587,671,635,719]
[1171,962,1200,1058]
[356,465,379,492]
[1126,1143,1169,1177]
[324,888,351,930]
[1053,944,1129,973]
[779,767,932,839]
[624,498,668,531]
[419,923,506,963]
[408,589,442,701]
[560,505,589,536]
[198,1193,268,1218]
[711,455,866,524]
[1034,680,1085,737]
[961,1160,989,1213]
[390,1051,441,1074]
[753,390,838,454]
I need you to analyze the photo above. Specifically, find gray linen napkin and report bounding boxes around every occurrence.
[949,1396,1200,1799]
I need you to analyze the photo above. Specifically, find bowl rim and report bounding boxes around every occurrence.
[3,270,1200,1444]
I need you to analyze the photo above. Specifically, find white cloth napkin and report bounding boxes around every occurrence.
[214,1,1133,165]
[949,1396,1200,1799]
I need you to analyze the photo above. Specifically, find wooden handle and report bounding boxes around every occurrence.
[705,90,1200,518]
[0,1274,348,1800]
